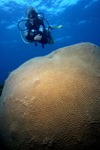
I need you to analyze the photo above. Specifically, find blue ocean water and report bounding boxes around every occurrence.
[0,0,100,84]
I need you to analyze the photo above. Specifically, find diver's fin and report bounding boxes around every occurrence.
[49,25,63,29]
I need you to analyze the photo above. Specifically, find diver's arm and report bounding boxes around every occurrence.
[34,34,42,41]
[34,25,44,41]
[38,25,44,33]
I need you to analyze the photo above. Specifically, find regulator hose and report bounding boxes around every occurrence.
[17,19,28,31]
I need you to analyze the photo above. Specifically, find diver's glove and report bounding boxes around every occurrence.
[34,34,42,41]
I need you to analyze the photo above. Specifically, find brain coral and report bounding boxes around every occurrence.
[0,43,100,150]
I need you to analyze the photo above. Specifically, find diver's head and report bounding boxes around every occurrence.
[28,10,37,19]
[25,6,37,19]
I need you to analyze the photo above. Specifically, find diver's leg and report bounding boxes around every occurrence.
[47,31,54,44]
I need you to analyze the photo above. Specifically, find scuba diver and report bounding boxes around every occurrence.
[17,6,62,48]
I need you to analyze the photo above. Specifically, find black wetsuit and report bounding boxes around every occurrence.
[25,18,51,48]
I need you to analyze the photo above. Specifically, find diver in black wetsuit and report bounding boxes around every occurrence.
[24,6,53,48]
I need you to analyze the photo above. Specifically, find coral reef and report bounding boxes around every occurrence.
[0,43,100,150]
